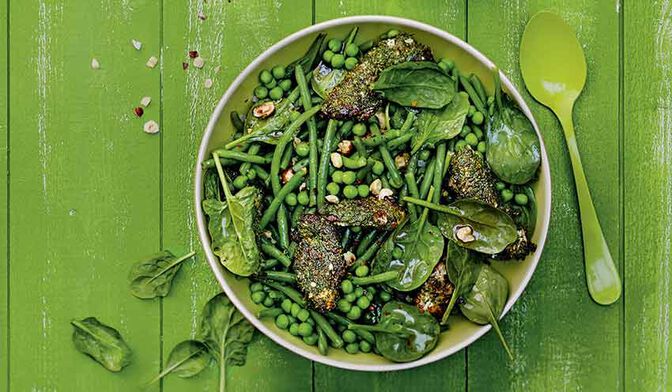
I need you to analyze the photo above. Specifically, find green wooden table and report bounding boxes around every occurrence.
[1,0,670,390]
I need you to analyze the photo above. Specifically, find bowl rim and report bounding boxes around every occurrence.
[194,15,551,372]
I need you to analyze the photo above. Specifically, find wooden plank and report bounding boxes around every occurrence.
[8,1,161,390]
[624,2,672,390]
[467,1,622,391]
[312,2,467,391]
[160,1,313,391]
[0,0,7,389]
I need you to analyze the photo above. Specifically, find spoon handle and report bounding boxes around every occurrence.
[557,107,621,305]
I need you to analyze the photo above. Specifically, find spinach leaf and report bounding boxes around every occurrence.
[436,199,518,254]
[128,250,195,299]
[204,168,221,201]
[151,340,211,383]
[241,98,298,145]
[286,32,326,76]
[460,264,514,359]
[349,301,439,362]
[440,241,481,325]
[412,91,470,153]
[211,158,262,276]
[199,293,255,392]
[71,317,132,372]
[311,63,346,99]
[373,197,444,292]
[485,71,541,184]
[510,185,537,234]
[373,62,455,109]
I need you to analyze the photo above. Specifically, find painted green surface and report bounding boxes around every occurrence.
[1,0,670,391]
[624,1,672,390]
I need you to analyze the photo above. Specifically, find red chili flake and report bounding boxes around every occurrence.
[182,62,189,70]
[134,107,144,117]
[188,50,199,58]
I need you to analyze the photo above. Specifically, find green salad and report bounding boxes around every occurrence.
[201,27,541,362]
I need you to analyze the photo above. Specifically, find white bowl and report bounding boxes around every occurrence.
[195,15,551,372]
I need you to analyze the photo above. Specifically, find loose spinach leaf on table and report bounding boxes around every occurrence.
[311,63,346,99]
[128,250,195,299]
[373,61,455,109]
[460,264,514,359]
[440,241,481,325]
[436,199,518,254]
[199,293,255,392]
[71,317,132,372]
[412,91,470,153]
[485,70,541,184]
[151,340,211,383]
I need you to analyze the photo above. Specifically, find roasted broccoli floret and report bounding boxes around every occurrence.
[414,262,455,318]
[321,34,433,120]
[322,197,406,230]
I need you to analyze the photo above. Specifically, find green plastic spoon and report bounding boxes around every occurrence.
[519,11,621,305]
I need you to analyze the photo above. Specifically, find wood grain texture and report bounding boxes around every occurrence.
[1,0,7,390]
[313,2,467,391]
[8,0,162,390]
[624,1,672,390]
[467,1,622,391]
[160,1,313,391]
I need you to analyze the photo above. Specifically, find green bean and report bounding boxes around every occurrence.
[442,150,453,178]
[419,158,436,199]
[261,258,279,270]
[400,111,416,133]
[259,271,297,284]
[280,144,293,169]
[433,143,446,204]
[355,235,386,266]
[352,136,368,158]
[371,123,403,188]
[260,240,292,268]
[294,65,320,207]
[338,120,354,139]
[252,163,270,181]
[277,208,291,250]
[402,196,466,216]
[459,75,486,114]
[469,73,487,104]
[291,204,305,226]
[451,67,460,90]
[263,281,306,307]
[355,230,378,257]
[239,144,261,175]
[257,307,283,319]
[317,120,339,211]
[292,157,309,172]
[356,160,374,181]
[352,271,398,285]
[310,310,344,348]
[342,154,367,169]
[361,129,402,148]
[326,313,375,344]
[260,170,306,229]
[202,149,271,168]
[230,111,245,132]
[404,155,420,220]
[386,132,414,150]
[343,26,359,49]
[317,329,329,355]
[201,157,237,169]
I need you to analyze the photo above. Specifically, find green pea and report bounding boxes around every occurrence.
[297,309,310,322]
[386,29,400,38]
[289,323,300,336]
[477,141,487,154]
[254,86,268,99]
[359,340,372,353]
[473,126,484,140]
[460,125,471,138]
[342,171,357,185]
[264,78,277,89]
[366,286,376,296]
[468,105,476,117]
[269,86,283,100]
[419,149,431,161]
[290,303,302,317]
[372,160,385,175]
[275,314,290,329]
[233,175,248,189]
[472,111,484,125]
[303,334,318,346]
[279,78,292,92]
[346,306,362,320]
[465,133,479,146]
[297,191,310,206]
[331,54,345,69]
[345,57,358,70]
[341,279,354,294]
[343,185,358,199]
[268,290,284,301]
[251,291,266,304]
[501,189,514,202]
[298,322,313,337]
[246,168,257,180]
[515,193,529,205]
[495,182,506,191]
[271,65,286,79]
[455,140,467,151]
[354,287,364,297]
[345,43,359,57]
[343,342,359,354]
[379,290,392,302]
[287,315,297,324]
[357,184,370,198]
[307,318,315,326]
[352,123,367,136]
[356,296,370,309]
[263,297,274,307]
[327,182,340,196]
[355,265,369,277]
[250,282,264,292]
[337,299,352,313]
[342,330,357,343]
[281,298,293,313]
[284,192,298,207]
[295,142,310,157]
[259,70,273,84]
[327,38,342,52]
[322,50,335,63]
[331,170,344,184]
[344,292,357,303]
[391,246,403,259]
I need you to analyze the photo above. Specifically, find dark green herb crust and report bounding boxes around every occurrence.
[293,214,346,312]
[321,33,433,120]
[322,197,406,230]
[414,262,455,318]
